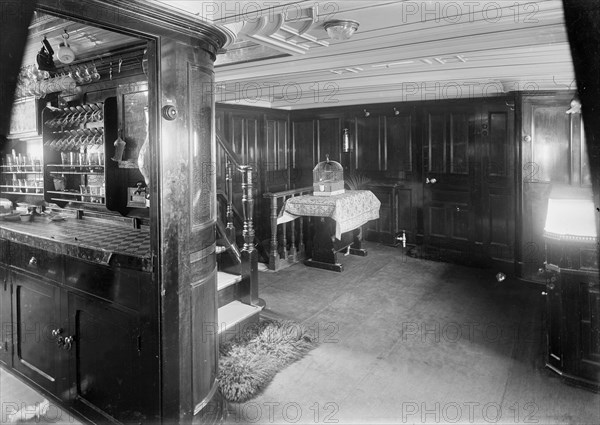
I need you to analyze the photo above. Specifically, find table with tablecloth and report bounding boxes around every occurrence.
[277,190,381,271]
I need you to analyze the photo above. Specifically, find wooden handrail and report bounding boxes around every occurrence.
[263,186,313,199]
[216,131,244,171]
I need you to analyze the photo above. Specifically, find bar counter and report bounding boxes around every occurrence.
[0,214,151,271]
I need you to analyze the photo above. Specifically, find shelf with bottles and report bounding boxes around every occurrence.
[42,97,117,210]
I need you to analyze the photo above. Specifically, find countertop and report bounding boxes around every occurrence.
[0,215,151,272]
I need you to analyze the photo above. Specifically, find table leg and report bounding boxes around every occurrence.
[349,227,368,257]
[304,218,343,272]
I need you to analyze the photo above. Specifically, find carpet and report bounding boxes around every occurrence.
[218,320,318,402]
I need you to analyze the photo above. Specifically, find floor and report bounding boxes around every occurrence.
[1,241,598,424]
[0,368,82,424]
[226,241,600,425]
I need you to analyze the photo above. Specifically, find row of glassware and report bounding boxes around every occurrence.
[57,148,105,167]
[45,131,104,151]
[45,103,104,128]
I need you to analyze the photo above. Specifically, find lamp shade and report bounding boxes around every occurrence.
[544,185,597,241]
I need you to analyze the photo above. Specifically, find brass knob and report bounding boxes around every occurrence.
[29,256,37,266]
[62,336,74,351]
[51,328,62,338]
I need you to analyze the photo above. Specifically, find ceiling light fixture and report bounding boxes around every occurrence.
[57,29,75,64]
[324,19,360,40]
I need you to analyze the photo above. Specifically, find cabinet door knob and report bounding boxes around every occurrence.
[541,291,547,296]
[62,336,74,351]
[28,256,37,266]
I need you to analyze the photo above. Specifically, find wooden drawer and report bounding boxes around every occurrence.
[9,243,63,283]
[64,259,145,311]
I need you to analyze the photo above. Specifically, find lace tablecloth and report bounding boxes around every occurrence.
[277,190,381,239]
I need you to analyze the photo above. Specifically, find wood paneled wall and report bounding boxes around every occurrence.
[216,91,586,279]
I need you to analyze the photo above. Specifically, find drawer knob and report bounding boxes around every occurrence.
[28,256,37,266]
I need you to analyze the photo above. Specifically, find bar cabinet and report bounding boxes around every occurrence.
[0,0,233,423]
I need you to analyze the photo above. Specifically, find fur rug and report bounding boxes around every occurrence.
[218,320,318,403]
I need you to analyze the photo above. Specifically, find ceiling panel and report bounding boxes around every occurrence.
[201,0,575,109]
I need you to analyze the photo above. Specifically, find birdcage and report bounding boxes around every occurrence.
[312,155,345,196]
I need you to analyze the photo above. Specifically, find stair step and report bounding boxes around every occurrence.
[217,271,242,291]
[218,300,262,337]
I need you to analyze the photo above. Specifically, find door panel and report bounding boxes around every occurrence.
[317,118,341,163]
[13,271,63,395]
[292,120,315,187]
[423,109,474,254]
[422,101,515,266]
[67,292,148,423]
[355,116,381,171]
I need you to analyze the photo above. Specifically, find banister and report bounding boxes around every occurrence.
[263,186,313,199]
[216,131,244,171]
[215,129,262,307]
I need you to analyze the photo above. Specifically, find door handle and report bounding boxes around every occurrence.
[62,336,74,351]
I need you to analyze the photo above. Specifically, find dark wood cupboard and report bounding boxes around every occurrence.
[543,235,600,391]
[2,236,159,423]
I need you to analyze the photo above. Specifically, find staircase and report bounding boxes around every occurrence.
[215,132,264,342]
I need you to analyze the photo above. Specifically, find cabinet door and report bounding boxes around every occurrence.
[563,272,600,386]
[545,276,563,371]
[0,267,11,366]
[66,292,153,423]
[12,270,64,395]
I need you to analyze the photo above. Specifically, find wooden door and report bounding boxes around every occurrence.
[12,271,65,395]
[422,101,515,267]
[0,266,10,366]
[422,106,477,257]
